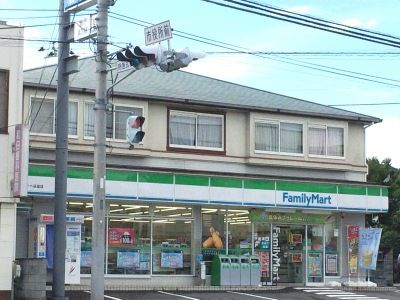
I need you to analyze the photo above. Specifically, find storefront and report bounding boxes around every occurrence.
[23,164,388,287]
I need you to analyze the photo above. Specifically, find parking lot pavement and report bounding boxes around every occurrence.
[49,288,400,300]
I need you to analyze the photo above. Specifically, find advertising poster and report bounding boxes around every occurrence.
[308,253,323,277]
[81,251,92,267]
[358,227,382,270]
[347,225,359,274]
[161,251,183,268]
[65,225,81,284]
[255,251,270,281]
[291,253,303,263]
[326,254,338,274]
[202,213,224,250]
[117,251,140,268]
[108,228,134,246]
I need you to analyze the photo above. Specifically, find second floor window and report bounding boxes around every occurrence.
[84,103,143,140]
[169,110,224,151]
[30,97,77,136]
[255,120,303,154]
[309,125,344,157]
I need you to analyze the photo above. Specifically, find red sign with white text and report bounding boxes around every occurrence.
[108,228,134,246]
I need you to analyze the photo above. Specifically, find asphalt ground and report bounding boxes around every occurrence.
[47,287,400,300]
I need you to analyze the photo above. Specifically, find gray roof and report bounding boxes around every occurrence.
[24,56,381,123]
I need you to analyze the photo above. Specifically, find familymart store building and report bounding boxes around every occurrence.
[23,165,388,287]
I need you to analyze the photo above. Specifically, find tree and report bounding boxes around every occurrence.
[366,157,400,256]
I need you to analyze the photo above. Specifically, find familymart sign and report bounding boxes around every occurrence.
[27,165,388,213]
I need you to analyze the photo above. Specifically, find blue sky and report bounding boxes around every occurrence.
[1,0,399,167]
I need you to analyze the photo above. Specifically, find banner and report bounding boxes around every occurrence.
[108,228,134,246]
[347,225,359,274]
[358,227,382,270]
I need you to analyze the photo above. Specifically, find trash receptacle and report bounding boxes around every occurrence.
[230,255,241,285]
[250,255,261,286]
[240,256,251,285]
[211,255,231,286]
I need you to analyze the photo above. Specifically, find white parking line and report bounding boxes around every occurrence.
[338,295,378,300]
[316,292,354,295]
[295,287,333,290]
[84,291,124,300]
[227,291,279,300]
[158,291,200,300]
[308,290,344,293]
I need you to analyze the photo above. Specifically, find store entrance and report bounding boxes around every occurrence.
[272,225,305,284]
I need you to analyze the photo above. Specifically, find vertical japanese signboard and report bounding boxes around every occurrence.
[13,124,28,197]
[65,224,81,284]
[347,225,359,274]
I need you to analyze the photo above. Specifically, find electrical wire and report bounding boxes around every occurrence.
[237,0,400,42]
[200,0,400,49]
[108,13,400,89]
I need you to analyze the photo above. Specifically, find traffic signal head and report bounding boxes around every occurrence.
[126,115,146,147]
[116,45,168,70]
[159,47,206,72]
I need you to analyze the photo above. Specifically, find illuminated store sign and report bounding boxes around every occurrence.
[272,227,281,281]
[282,192,332,207]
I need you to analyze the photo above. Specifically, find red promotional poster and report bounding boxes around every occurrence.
[108,228,134,246]
[347,225,359,274]
[347,225,359,240]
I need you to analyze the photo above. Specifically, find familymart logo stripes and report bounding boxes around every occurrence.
[294,287,390,300]
[27,164,388,212]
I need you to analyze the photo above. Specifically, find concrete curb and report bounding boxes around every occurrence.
[52,285,397,292]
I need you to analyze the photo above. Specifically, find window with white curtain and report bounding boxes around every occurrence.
[30,97,78,136]
[308,125,344,157]
[84,102,142,140]
[169,110,224,150]
[255,120,303,154]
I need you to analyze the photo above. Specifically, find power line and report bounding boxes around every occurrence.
[329,102,400,107]
[200,0,400,49]
[109,13,400,89]
[238,0,400,42]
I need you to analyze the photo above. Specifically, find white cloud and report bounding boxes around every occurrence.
[366,117,400,168]
[341,18,378,29]
[287,6,312,14]
[184,54,258,82]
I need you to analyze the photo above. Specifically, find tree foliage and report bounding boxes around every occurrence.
[366,157,400,254]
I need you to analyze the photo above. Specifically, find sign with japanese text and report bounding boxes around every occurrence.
[74,14,97,41]
[108,228,134,246]
[249,210,335,225]
[161,251,183,268]
[65,225,81,284]
[308,253,323,277]
[13,124,28,197]
[358,227,382,270]
[144,20,172,46]
[326,254,338,274]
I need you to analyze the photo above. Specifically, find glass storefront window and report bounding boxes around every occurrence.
[108,204,149,217]
[307,225,324,283]
[67,201,93,213]
[107,217,151,274]
[81,216,92,274]
[153,206,192,218]
[227,210,251,255]
[325,220,340,276]
[152,219,192,274]
[201,209,226,260]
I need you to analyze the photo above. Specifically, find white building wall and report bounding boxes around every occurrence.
[0,23,24,296]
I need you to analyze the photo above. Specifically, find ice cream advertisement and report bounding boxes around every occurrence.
[358,227,382,270]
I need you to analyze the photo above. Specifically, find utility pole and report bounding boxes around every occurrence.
[53,0,70,299]
[91,0,109,298]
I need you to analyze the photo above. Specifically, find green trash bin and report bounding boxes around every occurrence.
[240,256,251,285]
[211,255,231,286]
[229,255,241,285]
[250,255,261,286]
